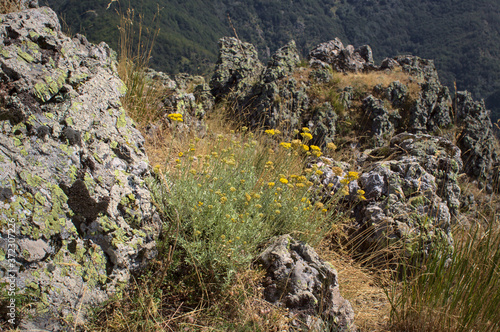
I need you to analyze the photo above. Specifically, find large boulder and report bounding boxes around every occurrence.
[257,235,356,331]
[0,7,159,329]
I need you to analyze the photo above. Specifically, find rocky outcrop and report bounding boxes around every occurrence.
[309,38,375,73]
[0,7,159,329]
[257,235,356,331]
[209,37,263,101]
[455,91,499,188]
[145,69,211,137]
[354,133,462,256]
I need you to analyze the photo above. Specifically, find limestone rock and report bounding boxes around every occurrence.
[0,7,159,329]
[258,235,356,331]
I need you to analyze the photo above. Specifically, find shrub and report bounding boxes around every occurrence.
[149,127,342,285]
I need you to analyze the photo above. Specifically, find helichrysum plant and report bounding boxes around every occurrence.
[150,127,346,284]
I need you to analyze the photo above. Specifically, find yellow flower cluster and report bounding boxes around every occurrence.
[167,113,183,122]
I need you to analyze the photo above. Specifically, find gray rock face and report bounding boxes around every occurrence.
[354,133,462,256]
[258,235,356,331]
[309,38,375,73]
[363,95,401,147]
[209,37,263,101]
[392,55,440,83]
[0,7,159,328]
[409,82,453,133]
[455,91,499,186]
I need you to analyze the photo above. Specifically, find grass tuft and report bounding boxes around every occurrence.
[387,221,500,332]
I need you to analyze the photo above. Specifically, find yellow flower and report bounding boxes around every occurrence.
[255,204,262,209]
[279,142,292,149]
[304,168,313,174]
[332,167,343,176]
[293,129,300,135]
[265,161,274,168]
[297,175,307,182]
[315,202,324,209]
[315,170,324,176]
[301,132,313,140]
[178,152,184,157]
[189,169,196,175]
[322,209,328,213]
[302,127,311,133]
[258,213,264,218]
[230,187,236,192]
[312,151,322,157]
[198,201,203,206]
[268,182,275,188]
[220,197,228,204]
[175,159,181,163]
[348,171,359,181]
[296,183,305,188]
[275,210,281,214]
[195,230,201,236]
[310,145,321,151]
[279,178,288,184]
[301,144,310,151]
[153,164,161,173]
[357,189,365,195]
[265,129,276,136]
[253,193,261,199]
[240,179,245,184]
[167,113,183,122]
[287,183,294,189]
[208,205,214,209]
[220,234,226,240]
[327,183,334,188]
[291,139,301,148]
[245,193,252,202]
[326,142,337,150]
[241,126,248,132]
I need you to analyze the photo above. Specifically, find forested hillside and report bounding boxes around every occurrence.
[43,0,500,121]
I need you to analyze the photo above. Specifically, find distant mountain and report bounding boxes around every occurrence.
[43,0,500,121]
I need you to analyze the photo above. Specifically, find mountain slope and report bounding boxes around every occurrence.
[44,0,500,121]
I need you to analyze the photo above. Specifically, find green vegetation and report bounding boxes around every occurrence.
[45,0,500,121]
[388,223,500,332]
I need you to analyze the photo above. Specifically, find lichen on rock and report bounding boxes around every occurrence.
[0,7,159,329]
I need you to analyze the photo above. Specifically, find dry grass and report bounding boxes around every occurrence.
[0,0,22,14]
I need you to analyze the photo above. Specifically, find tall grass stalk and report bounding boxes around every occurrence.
[388,221,500,332]
[116,4,166,125]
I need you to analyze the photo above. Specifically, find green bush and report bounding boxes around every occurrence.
[149,127,343,285]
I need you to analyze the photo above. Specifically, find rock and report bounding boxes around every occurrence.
[363,95,401,147]
[144,68,211,137]
[455,91,499,183]
[0,7,159,329]
[262,40,300,83]
[393,55,440,83]
[352,133,462,256]
[257,235,356,332]
[309,38,376,73]
[209,37,263,101]
[409,82,453,133]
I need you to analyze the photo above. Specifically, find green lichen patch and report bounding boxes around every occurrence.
[116,109,127,128]
[17,47,35,63]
